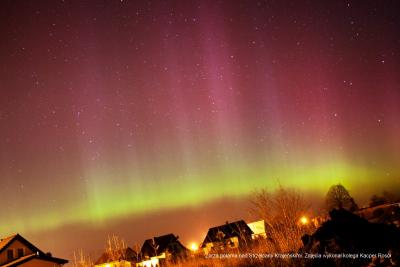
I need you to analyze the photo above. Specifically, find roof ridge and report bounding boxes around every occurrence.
[0,234,19,251]
[208,220,246,229]
[0,233,18,240]
[1,253,36,267]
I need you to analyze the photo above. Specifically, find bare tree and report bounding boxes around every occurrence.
[132,243,142,262]
[72,249,92,267]
[150,237,159,257]
[250,186,312,252]
[106,234,127,262]
[235,222,251,250]
[325,184,358,211]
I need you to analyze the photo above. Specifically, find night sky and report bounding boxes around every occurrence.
[1,0,400,260]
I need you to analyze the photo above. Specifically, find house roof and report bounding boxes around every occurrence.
[201,220,253,247]
[94,247,137,265]
[0,234,44,256]
[0,235,17,252]
[1,253,68,267]
[0,233,68,266]
[140,234,188,258]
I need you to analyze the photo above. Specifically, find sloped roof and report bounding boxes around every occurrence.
[201,220,253,247]
[1,253,68,267]
[0,234,44,255]
[0,233,68,266]
[2,254,37,267]
[0,235,17,252]
[140,234,188,258]
[95,247,137,265]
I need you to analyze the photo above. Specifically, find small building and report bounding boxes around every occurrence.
[0,233,68,267]
[247,220,267,239]
[136,234,188,267]
[94,247,138,267]
[201,220,253,254]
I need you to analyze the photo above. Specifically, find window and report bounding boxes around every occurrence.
[7,249,14,261]
[18,248,24,258]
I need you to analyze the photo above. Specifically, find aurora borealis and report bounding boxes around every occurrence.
[0,0,400,259]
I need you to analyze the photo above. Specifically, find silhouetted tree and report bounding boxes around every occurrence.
[325,184,358,212]
[250,186,313,252]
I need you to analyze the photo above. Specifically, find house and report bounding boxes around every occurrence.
[247,220,267,239]
[0,233,68,267]
[94,247,138,267]
[357,202,400,225]
[136,234,188,267]
[301,208,400,265]
[201,220,253,254]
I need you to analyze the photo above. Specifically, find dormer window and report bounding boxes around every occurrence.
[7,249,14,261]
[18,248,24,258]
